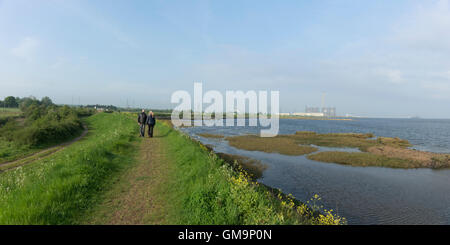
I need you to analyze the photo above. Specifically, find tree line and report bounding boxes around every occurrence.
[0,96,53,108]
[0,96,95,147]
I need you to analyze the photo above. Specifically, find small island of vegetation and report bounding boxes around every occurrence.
[225,131,450,169]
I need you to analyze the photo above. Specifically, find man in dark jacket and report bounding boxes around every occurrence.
[146,111,156,138]
[138,109,147,137]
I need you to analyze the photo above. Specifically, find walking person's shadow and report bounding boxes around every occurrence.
[146,127,170,138]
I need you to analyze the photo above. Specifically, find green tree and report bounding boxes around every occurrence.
[19,97,40,111]
[41,96,53,106]
[4,96,18,108]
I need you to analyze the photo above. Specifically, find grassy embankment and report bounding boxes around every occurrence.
[0,112,138,224]
[0,104,91,163]
[157,122,345,225]
[225,131,450,169]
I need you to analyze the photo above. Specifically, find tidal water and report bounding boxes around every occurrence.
[181,118,450,225]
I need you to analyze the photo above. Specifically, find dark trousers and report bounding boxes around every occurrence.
[140,124,146,137]
[148,125,154,137]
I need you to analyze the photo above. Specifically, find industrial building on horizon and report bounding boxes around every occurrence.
[305,106,336,117]
[279,93,337,117]
[306,93,337,117]
[299,106,336,117]
[279,106,337,117]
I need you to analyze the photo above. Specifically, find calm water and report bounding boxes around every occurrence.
[181,118,450,225]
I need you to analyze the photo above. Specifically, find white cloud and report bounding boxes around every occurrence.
[10,37,39,61]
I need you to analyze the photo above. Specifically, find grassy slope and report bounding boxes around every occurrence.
[159,121,344,225]
[0,113,85,164]
[0,112,139,224]
[0,108,27,162]
[0,140,40,163]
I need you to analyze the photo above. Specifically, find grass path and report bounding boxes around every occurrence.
[0,125,89,172]
[82,126,173,224]
[80,118,345,225]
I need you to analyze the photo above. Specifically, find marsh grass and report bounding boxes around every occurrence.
[197,133,225,139]
[291,131,410,151]
[307,151,419,168]
[226,135,318,156]
[224,131,446,169]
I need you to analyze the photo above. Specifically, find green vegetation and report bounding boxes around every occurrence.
[0,108,22,119]
[216,152,267,179]
[0,146,61,172]
[159,122,345,224]
[307,151,417,168]
[0,97,95,163]
[0,113,345,225]
[197,133,225,139]
[0,96,19,108]
[292,131,410,151]
[0,112,138,224]
[225,131,450,169]
[226,134,318,156]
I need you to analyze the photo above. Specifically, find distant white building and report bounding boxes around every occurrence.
[292,112,324,117]
[277,112,325,117]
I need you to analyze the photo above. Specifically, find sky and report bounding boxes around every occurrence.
[1,0,450,118]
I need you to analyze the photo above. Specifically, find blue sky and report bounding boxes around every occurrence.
[1,0,450,118]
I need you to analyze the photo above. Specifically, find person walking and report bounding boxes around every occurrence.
[146,111,156,138]
[138,109,147,137]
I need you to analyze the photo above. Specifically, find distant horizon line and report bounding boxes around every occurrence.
[57,103,450,120]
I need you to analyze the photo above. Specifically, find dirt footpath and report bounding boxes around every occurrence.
[0,125,89,172]
[83,130,172,224]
